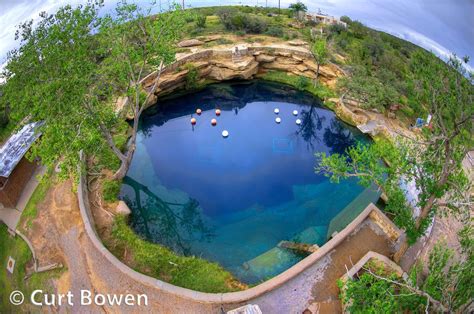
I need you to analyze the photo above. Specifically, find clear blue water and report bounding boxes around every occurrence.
[120,81,379,284]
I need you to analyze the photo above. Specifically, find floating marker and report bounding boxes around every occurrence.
[196,108,202,115]
[222,130,229,138]
[296,118,302,125]
[211,118,217,126]
[215,109,221,116]
[274,108,280,114]
[275,117,281,124]
[191,117,197,125]
[293,110,298,116]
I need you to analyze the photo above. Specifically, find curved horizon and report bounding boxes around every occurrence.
[0,0,473,73]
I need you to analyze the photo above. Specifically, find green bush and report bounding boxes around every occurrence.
[265,26,284,37]
[296,75,309,90]
[103,179,121,202]
[217,9,267,34]
[195,15,206,28]
[184,63,199,90]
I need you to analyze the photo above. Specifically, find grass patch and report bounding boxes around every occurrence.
[102,179,122,202]
[105,215,244,293]
[18,168,54,233]
[0,225,62,312]
[261,70,335,101]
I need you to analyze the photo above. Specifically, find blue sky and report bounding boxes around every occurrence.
[0,0,473,71]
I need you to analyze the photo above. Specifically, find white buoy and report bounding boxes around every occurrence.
[275,117,281,124]
[274,108,280,114]
[222,130,229,138]
[296,119,302,125]
[293,110,298,116]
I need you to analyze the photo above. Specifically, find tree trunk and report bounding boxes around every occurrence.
[314,62,320,87]
[112,138,136,180]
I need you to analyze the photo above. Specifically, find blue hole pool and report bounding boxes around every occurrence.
[120,81,379,284]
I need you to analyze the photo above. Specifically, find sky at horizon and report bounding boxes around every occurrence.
[0,0,473,72]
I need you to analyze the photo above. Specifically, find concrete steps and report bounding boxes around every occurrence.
[240,225,328,280]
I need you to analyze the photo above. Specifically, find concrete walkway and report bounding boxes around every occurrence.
[0,166,46,231]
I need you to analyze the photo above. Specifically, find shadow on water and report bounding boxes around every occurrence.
[295,105,326,150]
[323,119,357,155]
[122,176,215,255]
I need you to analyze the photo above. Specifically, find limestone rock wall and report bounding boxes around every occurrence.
[140,46,344,108]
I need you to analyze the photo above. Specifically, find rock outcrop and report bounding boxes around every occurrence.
[139,45,345,108]
[177,39,204,48]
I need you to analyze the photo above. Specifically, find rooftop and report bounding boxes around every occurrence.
[0,121,43,178]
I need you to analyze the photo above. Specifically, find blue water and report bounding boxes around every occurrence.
[120,81,378,284]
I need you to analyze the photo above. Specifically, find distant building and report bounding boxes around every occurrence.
[306,12,347,28]
[0,122,42,209]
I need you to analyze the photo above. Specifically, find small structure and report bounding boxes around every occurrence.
[306,12,347,27]
[231,45,248,63]
[227,304,262,314]
[0,122,42,211]
[357,120,379,135]
[6,256,15,274]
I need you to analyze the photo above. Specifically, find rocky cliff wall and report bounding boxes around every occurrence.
[139,45,344,108]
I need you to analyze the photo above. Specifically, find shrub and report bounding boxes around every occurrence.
[217,9,267,34]
[216,38,234,45]
[265,26,284,37]
[296,75,309,90]
[327,23,346,36]
[184,63,199,90]
[195,15,206,28]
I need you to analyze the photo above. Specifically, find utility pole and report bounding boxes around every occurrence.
[279,0,281,13]
[182,0,185,10]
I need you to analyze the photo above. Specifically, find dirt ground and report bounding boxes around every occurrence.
[23,179,82,269]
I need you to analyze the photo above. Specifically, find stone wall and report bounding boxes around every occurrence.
[369,209,402,241]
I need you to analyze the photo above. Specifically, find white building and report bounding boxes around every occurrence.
[306,12,347,28]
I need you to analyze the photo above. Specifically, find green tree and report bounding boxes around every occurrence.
[311,38,328,84]
[1,1,186,180]
[317,53,473,245]
[336,66,399,111]
[288,2,307,22]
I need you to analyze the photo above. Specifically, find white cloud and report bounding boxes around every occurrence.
[0,0,86,64]
[390,26,474,73]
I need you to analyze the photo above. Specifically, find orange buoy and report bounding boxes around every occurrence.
[215,109,221,116]
[191,117,197,125]
[211,118,217,126]
[196,108,202,115]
